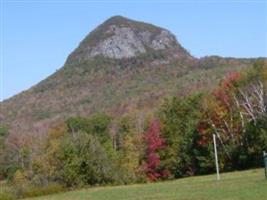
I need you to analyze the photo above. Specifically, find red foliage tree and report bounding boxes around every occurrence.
[143,119,169,181]
[212,72,242,106]
[197,72,245,155]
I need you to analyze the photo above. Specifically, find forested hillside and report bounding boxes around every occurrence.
[0,16,258,136]
[0,16,266,199]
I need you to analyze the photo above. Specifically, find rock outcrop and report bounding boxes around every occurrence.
[66,16,191,63]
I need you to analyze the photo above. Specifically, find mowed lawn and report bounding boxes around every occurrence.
[25,169,267,200]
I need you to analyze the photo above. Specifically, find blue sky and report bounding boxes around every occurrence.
[1,0,267,100]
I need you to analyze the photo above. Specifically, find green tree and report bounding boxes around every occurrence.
[66,117,89,133]
[88,113,111,141]
[57,131,116,187]
[113,115,145,183]
[66,113,111,142]
[0,126,9,179]
[159,94,203,177]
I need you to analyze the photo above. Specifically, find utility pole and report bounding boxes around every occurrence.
[213,134,220,180]
[264,151,267,179]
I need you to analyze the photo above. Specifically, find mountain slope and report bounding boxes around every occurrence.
[0,16,259,134]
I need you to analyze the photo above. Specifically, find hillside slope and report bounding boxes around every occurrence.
[0,16,259,134]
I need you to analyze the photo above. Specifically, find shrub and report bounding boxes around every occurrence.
[20,184,65,198]
[0,192,15,200]
[12,170,65,198]
[12,170,29,197]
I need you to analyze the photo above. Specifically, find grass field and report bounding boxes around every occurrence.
[24,169,267,200]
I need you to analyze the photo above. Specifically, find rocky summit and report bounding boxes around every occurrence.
[66,16,191,63]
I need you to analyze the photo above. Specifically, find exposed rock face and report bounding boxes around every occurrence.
[90,25,147,59]
[151,30,176,50]
[89,26,177,59]
[66,16,191,63]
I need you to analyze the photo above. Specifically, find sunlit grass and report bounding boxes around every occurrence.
[24,168,267,200]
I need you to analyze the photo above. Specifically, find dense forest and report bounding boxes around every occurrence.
[0,60,266,199]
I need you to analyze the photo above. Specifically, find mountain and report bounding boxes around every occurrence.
[66,16,192,61]
[0,16,260,135]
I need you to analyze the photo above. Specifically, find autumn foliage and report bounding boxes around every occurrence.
[143,119,169,181]
[0,61,266,199]
[198,62,267,169]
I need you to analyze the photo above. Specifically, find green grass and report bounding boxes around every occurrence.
[23,168,267,200]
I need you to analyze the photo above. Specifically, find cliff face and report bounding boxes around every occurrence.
[81,27,175,59]
[66,16,192,62]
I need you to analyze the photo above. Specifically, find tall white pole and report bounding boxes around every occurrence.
[213,134,220,180]
[264,151,267,179]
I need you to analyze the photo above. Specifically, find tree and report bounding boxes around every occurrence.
[143,119,168,181]
[30,123,68,185]
[2,131,33,179]
[0,126,9,179]
[66,113,111,142]
[198,62,267,170]
[88,113,111,136]
[57,131,116,187]
[159,94,203,177]
[113,114,146,183]
[66,117,89,133]
[0,126,8,137]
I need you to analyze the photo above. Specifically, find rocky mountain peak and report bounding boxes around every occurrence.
[66,16,191,63]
